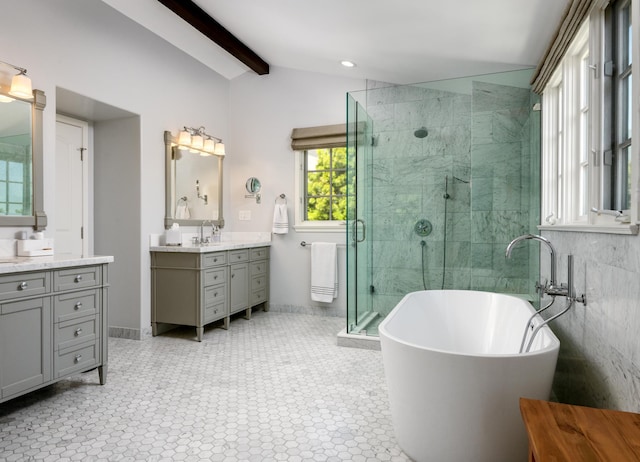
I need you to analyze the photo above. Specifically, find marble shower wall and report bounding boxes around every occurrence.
[470,81,537,296]
[362,80,538,318]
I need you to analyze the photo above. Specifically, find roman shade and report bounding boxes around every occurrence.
[290,124,346,150]
[531,0,597,94]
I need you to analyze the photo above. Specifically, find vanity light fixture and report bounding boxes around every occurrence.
[176,126,225,156]
[0,60,33,101]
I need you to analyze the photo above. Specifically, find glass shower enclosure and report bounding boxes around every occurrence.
[346,69,541,336]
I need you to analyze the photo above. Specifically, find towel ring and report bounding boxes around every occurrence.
[275,193,287,204]
[177,196,188,204]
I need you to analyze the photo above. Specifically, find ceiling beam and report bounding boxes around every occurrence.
[157,0,269,75]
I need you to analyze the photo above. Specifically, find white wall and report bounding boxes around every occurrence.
[1,0,229,336]
[228,68,365,317]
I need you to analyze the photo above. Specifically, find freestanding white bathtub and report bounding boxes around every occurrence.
[379,290,560,462]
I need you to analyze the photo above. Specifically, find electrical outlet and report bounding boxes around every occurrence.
[239,210,251,221]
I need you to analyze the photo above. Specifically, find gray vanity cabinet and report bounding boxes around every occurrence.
[0,295,52,398]
[151,251,230,342]
[249,247,269,309]
[229,250,249,316]
[0,262,110,404]
[151,245,270,341]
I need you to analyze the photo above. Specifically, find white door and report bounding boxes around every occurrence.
[55,116,88,256]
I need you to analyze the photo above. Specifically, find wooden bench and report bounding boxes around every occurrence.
[520,398,640,461]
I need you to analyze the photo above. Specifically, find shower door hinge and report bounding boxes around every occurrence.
[78,147,87,161]
[80,226,84,239]
[371,136,378,147]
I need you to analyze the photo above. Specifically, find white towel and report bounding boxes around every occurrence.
[311,242,338,303]
[176,203,190,219]
[272,203,289,234]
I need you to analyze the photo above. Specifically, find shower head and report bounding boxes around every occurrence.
[414,127,428,139]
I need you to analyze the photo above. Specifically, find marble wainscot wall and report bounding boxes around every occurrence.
[540,230,640,412]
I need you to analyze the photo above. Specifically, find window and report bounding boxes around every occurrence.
[303,147,347,221]
[291,123,347,232]
[0,157,29,215]
[606,0,632,211]
[541,0,637,233]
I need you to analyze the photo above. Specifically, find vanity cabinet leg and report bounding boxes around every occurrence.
[98,365,107,385]
[196,327,203,342]
[152,322,158,336]
[223,316,230,330]
[244,307,251,320]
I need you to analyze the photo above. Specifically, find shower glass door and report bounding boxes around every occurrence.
[346,94,374,333]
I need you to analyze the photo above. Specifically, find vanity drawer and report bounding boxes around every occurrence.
[54,266,101,292]
[228,250,249,263]
[203,252,227,268]
[204,267,226,286]
[55,315,98,352]
[250,260,267,276]
[204,284,226,306]
[0,271,50,301]
[250,247,269,261]
[204,302,227,324]
[54,289,99,323]
[55,341,98,378]
[250,288,267,306]
[153,252,199,269]
[251,275,267,292]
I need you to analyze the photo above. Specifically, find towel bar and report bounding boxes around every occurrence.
[300,241,345,248]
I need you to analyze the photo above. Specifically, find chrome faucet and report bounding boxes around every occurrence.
[505,233,566,297]
[200,220,214,244]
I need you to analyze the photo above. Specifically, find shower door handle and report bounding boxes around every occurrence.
[356,219,366,243]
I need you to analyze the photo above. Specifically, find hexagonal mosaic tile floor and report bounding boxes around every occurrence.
[0,311,411,461]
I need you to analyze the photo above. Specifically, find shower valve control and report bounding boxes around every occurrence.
[414,219,433,237]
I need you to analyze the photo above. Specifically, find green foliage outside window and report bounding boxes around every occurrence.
[305,147,347,221]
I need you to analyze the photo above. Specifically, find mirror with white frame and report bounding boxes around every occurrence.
[164,131,224,228]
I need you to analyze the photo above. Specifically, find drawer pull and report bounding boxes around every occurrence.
[231,273,235,278]
[18,281,28,290]
[75,328,83,337]
[214,292,218,297]
[214,275,218,280]
[213,258,218,262]
[74,302,83,310]
[74,275,83,283]
[74,354,82,363]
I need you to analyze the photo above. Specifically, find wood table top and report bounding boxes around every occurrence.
[520,398,640,462]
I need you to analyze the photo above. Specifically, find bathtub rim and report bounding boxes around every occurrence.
[378,289,560,359]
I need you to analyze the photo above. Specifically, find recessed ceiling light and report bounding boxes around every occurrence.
[340,60,356,68]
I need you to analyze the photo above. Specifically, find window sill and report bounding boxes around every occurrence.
[538,223,639,235]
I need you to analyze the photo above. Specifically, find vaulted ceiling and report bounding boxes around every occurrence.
[101,0,570,85]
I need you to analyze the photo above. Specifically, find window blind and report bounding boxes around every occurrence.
[290,124,346,150]
[531,0,597,94]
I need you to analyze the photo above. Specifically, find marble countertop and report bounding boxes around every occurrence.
[150,240,271,253]
[0,255,114,274]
